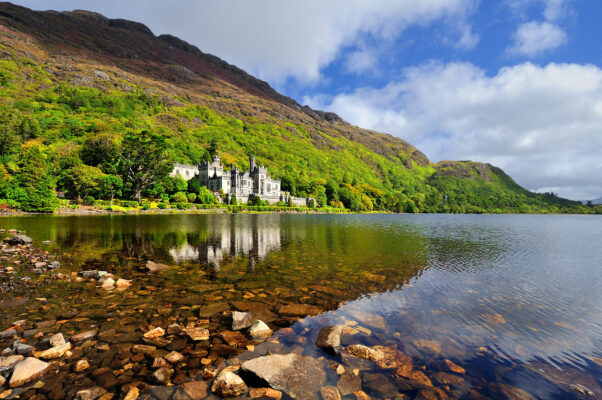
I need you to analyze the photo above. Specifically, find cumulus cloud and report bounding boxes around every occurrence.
[304,62,602,200]
[508,21,567,56]
[14,0,477,84]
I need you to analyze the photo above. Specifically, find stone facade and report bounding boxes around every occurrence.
[172,155,313,205]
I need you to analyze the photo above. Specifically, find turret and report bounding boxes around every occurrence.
[249,155,256,172]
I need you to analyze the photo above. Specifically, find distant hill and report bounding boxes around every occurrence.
[0,2,591,213]
[591,197,602,205]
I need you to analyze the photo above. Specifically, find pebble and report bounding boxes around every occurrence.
[164,351,184,364]
[153,367,173,384]
[74,359,90,372]
[181,381,207,400]
[70,330,97,343]
[0,355,24,367]
[122,387,139,400]
[48,333,66,347]
[143,327,165,339]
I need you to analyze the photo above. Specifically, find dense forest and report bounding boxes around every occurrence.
[0,5,598,214]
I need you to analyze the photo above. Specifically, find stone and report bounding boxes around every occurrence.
[9,357,49,387]
[248,320,272,341]
[0,355,24,367]
[431,372,464,387]
[412,339,441,353]
[144,327,165,339]
[152,357,170,368]
[115,278,131,288]
[278,303,323,317]
[95,372,118,389]
[8,235,32,245]
[75,387,108,400]
[241,354,326,399]
[167,324,182,334]
[132,344,156,354]
[80,271,98,279]
[148,386,192,400]
[164,351,184,364]
[337,375,362,396]
[34,342,71,359]
[146,260,169,272]
[123,387,139,400]
[211,369,248,397]
[197,302,229,317]
[315,325,343,355]
[336,364,345,374]
[183,327,209,341]
[353,391,371,400]
[321,386,342,400]
[444,359,465,374]
[219,330,247,347]
[101,277,115,289]
[232,311,253,330]
[250,388,282,399]
[374,346,413,375]
[13,343,32,356]
[0,375,4,386]
[70,330,97,343]
[353,312,386,330]
[153,367,173,385]
[181,381,207,400]
[498,383,534,400]
[0,330,16,340]
[346,344,384,361]
[74,359,90,372]
[48,333,66,347]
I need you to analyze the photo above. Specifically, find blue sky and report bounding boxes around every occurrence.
[12,0,602,200]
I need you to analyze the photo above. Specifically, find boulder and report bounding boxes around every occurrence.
[315,325,343,355]
[232,311,253,330]
[75,386,108,400]
[241,354,326,399]
[9,357,49,387]
[211,368,248,397]
[8,235,32,246]
[248,320,272,341]
[34,342,71,359]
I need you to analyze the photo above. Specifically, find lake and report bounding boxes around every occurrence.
[0,214,600,399]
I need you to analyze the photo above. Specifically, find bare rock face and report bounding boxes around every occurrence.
[241,354,326,399]
[232,311,253,330]
[315,325,344,355]
[9,357,50,387]
[211,369,248,397]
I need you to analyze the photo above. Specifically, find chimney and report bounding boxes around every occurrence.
[250,155,256,172]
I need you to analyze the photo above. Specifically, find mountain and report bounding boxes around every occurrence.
[590,197,602,205]
[0,2,591,213]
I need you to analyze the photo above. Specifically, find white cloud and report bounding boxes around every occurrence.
[304,62,602,200]
[507,0,570,22]
[508,21,567,56]
[13,0,478,84]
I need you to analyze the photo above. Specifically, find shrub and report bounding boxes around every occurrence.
[187,193,197,203]
[85,196,95,205]
[157,202,168,209]
[170,191,188,203]
[120,200,139,208]
[141,201,151,210]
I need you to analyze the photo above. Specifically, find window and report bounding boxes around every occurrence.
[176,169,180,175]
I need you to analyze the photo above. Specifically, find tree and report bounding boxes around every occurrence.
[0,110,19,157]
[187,178,201,194]
[15,143,59,212]
[99,175,123,205]
[15,115,41,140]
[61,165,106,200]
[81,132,121,174]
[198,187,216,204]
[120,130,172,201]
[230,193,237,205]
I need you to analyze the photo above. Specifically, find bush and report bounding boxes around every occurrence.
[141,201,151,210]
[176,202,192,209]
[170,191,188,203]
[187,193,197,203]
[85,196,95,205]
[157,202,168,209]
[120,200,139,208]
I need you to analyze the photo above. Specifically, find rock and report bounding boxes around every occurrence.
[34,342,71,359]
[101,277,115,289]
[337,375,362,396]
[80,270,98,279]
[115,278,131,288]
[0,375,5,386]
[278,303,323,317]
[164,351,184,364]
[95,372,118,389]
[250,388,282,399]
[132,344,156,354]
[167,323,182,334]
[373,346,412,374]
[353,312,386,330]
[148,386,192,400]
[13,343,33,356]
[211,369,248,397]
[144,327,165,339]
[9,357,49,387]
[146,260,169,272]
[123,386,139,400]
[74,359,90,372]
[321,386,342,400]
[412,339,441,353]
[232,311,253,330]
[183,326,209,341]
[498,383,533,400]
[153,367,173,385]
[571,384,595,396]
[8,235,32,245]
[248,320,272,341]
[50,261,60,269]
[444,359,465,374]
[181,381,207,400]
[346,345,384,361]
[49,333,66,347]
[431,372,464,387]
[315,325,343,355]
[336,364,345,374]
[70,330,97,343]
[0,330,16,340]
[75,387,108,400]
[197,302,229,317]
[241,354,326,399]
[353,391,371,400]
[152,357,170,368]
[93,70,110,80]
[0,354,24,367]
[219,330,247,347]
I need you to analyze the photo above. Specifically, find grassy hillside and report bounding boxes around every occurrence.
[0,3,596,214]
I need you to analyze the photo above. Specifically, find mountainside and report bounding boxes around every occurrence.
[0,2,593,213]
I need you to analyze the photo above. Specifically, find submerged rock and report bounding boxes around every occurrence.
[75,386,108,400]
[34,342,71,359]
[8,235,32,245]
[347,344,384,361]
[249,388,282,399]
[241,353,326,399]
[146,260,169,272]
[70,329,97,343]
[9,357,49,387]
[143,327,165,339]
[211,368,248,397]
[232,311,253,330]
[315,325,344,355]
[48,333,65,347]
[181,380,207,400]
[278,303,322,317]
[248,320,272,341]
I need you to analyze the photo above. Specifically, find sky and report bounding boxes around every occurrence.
[12,0,602,200]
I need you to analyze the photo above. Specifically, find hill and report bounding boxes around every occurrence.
[0,2,593,214]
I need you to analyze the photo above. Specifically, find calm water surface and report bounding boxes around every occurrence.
[0,214,600,399]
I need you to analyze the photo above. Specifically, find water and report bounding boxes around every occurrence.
[1,214,601,399]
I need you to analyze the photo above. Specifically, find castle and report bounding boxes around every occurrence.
[171,155,312,206]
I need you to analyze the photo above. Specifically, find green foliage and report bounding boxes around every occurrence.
[197,187,216,205]
[187,192,197,203]
[157,201,168,209]
[230,193,237,205]
[60,164,106,200]
[15,142,59,212]
[170,191,188,203]
[187,178,201,194]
